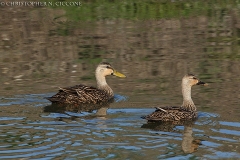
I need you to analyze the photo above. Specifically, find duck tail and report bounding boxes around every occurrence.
[45,97,59,102]
[141,115,147,119]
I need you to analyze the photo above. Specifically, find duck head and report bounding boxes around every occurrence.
[96,62,126,78]
[182,74,208,87]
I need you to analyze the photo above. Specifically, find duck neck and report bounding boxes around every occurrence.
[182,85,196,111]
[96,73,113,96]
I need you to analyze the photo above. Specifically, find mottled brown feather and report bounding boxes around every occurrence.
[143,106,197,122]
[47,84,113,105]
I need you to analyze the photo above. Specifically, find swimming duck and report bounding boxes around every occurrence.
[47,62,126,105]
[142,74,207,122]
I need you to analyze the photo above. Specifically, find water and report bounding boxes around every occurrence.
[0,93,239,159]
[1,0,240,159]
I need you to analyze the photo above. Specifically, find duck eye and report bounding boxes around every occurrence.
[192,77,197,79]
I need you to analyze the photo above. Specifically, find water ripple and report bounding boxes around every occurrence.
[0,94,240,159]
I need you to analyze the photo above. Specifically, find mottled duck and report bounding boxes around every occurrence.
[142,74,207,122]
[47,62,126,105]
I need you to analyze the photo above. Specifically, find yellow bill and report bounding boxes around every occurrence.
[113,70,126,78]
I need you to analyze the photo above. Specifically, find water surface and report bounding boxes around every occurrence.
[1,1,240,159]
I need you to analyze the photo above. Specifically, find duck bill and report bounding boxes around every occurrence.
[112,70,126,78]
[196,81,208,86]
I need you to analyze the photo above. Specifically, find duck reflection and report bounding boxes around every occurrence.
[43,100,112,120]
[181,125,201,153]
[141,121,202,153]
[44,99,112,113]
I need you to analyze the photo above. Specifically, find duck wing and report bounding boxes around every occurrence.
[47,84,112,104]
[142,106,196,122]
